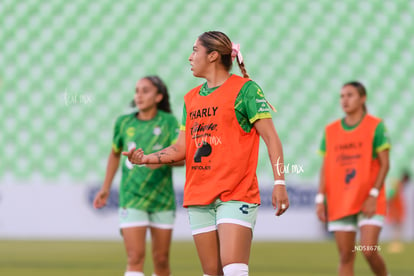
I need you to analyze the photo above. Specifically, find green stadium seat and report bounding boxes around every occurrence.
[0,0,412,182]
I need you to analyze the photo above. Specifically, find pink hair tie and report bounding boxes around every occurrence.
[231,42,244,64]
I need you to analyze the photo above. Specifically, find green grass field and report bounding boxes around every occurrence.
[0,240,413,275]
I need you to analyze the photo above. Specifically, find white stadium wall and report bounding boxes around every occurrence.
[1,181,413,241]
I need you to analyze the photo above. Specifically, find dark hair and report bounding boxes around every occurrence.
[198,31,249,78]
[343,81,367,112]
[130,75,172,113]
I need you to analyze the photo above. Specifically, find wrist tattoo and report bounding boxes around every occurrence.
[154,153,162,164]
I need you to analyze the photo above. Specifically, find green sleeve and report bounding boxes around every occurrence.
[180,103,186,131]
[112,116,124,153]
[238,81,272,124]
[319,132,326,156]
[234,81,272,125]
[233,81,273,133]
[374,120,391,153]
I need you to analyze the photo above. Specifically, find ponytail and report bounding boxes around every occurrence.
[237,59,249,78]
[231,43,249,78]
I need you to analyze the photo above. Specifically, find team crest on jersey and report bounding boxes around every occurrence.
[126,127,135,137]
[153,126,162,136]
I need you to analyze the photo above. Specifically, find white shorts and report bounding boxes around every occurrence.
[119,208,175,229]
[328,213,384,232]
[187,199,259,235]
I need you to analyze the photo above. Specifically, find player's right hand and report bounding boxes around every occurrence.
[93,189,109,209]
[316,203,327,222]
[272,185,289,216]
[122,147,145,164]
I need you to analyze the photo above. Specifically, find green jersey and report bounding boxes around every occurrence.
[112,111,179,211]
[319,116,391,158]
[180,79,273,132]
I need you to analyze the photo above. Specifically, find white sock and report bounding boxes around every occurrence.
[223,263,248,276]
[124,272,144,276]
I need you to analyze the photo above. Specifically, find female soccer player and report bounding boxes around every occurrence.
[93,76,181,276]
[123,31,289,276]
[316,81,391,276]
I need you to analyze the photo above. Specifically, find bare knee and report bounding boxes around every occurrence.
[153,251,169,270]
[339,250,355,264]
[127,249,145,267]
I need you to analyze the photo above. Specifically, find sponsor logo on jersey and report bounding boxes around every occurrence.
[345,168,356,184]
[193,141,212,163]
[189,106,219,119]
[258,107,270,112]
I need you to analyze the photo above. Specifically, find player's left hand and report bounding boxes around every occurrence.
[362,196,377,218]
[122,147,146,164]
[272,185,289,216]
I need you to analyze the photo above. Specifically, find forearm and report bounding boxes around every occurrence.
[145,144,186,164]
[170,160,185,166]
[373,160,389,190]
[254,119,289,214]
[318,160,326,194]
[102,150,120,191]
[254,119,285,182]
[373,150,390,190]
[146,160,185,169]
[264,134,285,181]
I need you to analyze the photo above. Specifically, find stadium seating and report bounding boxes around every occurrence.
[1,0,412,183]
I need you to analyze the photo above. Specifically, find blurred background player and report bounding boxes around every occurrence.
[123,31,289,276]
[386,170,411,253]
[316,81,391,276]
[93,76,182,276]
